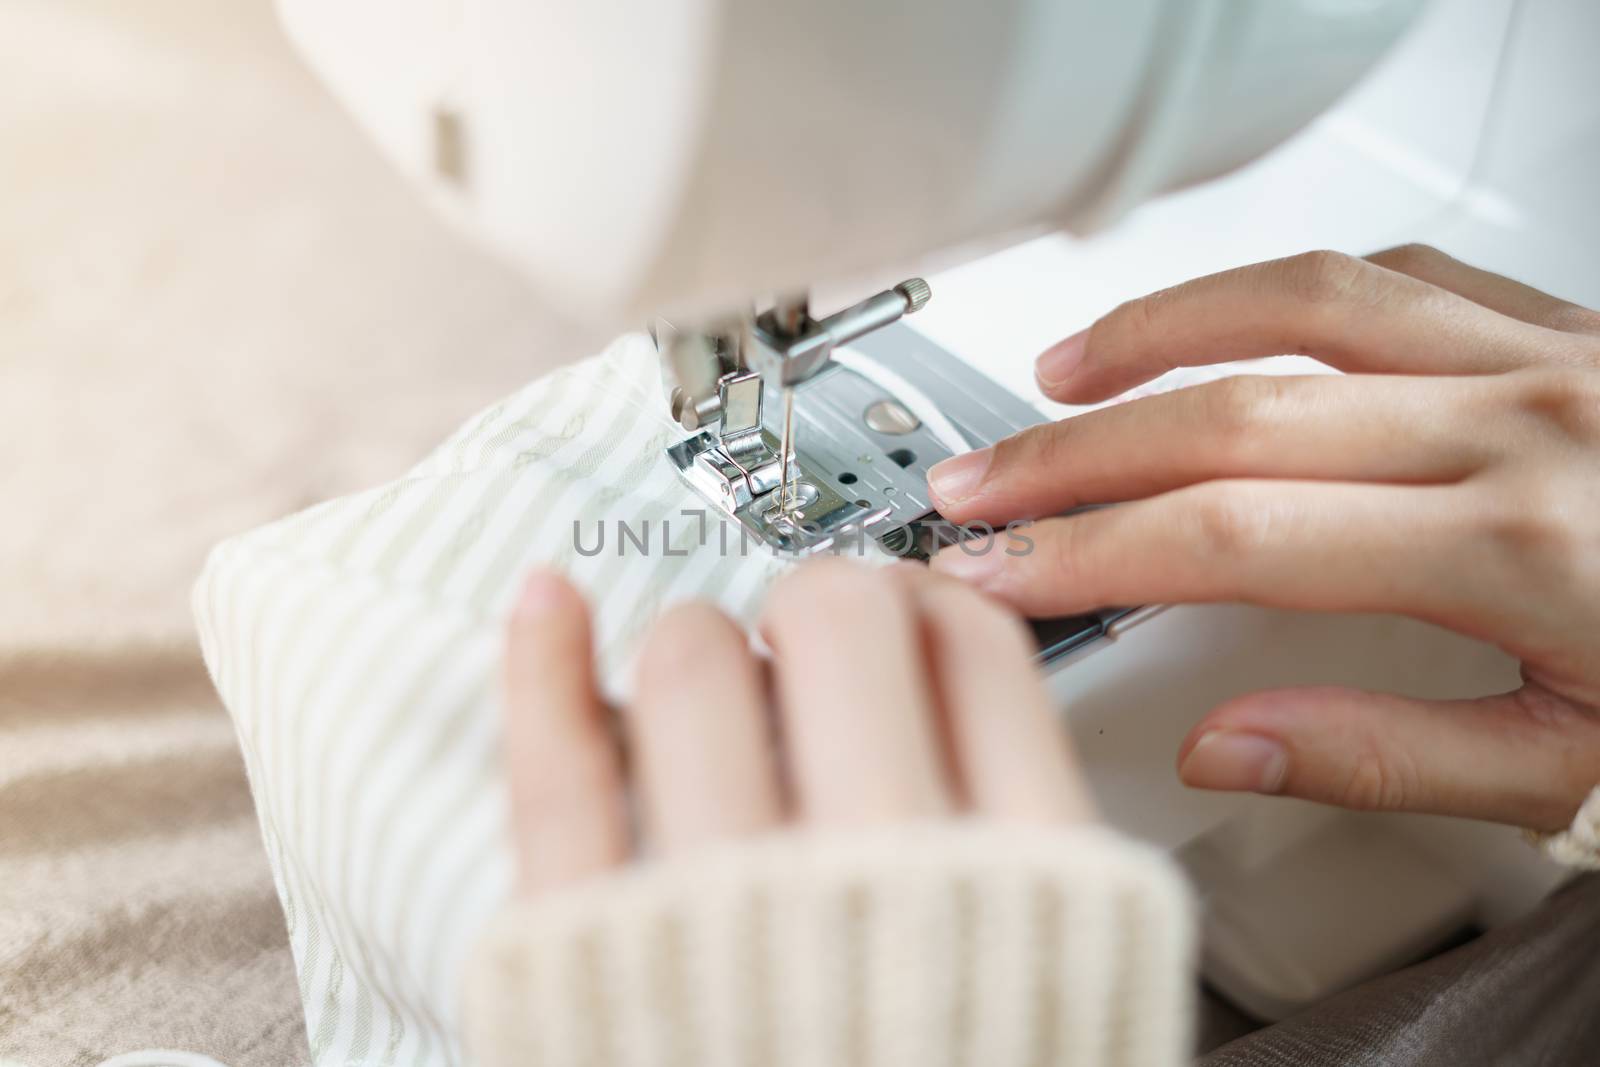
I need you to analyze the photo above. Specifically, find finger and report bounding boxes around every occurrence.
[1175,682,1600,831]
[930,373,1496,525]
[629,601,782,855]
[930,480,1492,627]
[889,565,1094,822]
[759,558,949,825]
[502,571,628,891]
[1035,250,1589,404]
[1368,244,1600,337]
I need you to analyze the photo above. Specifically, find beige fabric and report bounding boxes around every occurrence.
[0,1,581,1064]
[464,825,1196,1067]
[0,653,305,1065]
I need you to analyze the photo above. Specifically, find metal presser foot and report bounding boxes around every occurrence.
[657,278,1031,556]
[655,280,925,553]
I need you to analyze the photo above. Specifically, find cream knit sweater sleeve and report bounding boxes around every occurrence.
[462,823,1195,1067]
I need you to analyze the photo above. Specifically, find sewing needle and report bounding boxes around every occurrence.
[779,387,795,513]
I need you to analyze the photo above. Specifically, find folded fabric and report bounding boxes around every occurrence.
[194,335,800,1066]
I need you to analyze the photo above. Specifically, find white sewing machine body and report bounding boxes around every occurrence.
[278,0,1600,1024]
[910,0,1600,1017]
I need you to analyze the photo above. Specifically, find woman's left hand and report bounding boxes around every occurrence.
[498,558,1092,893]
[472,561,1193,1067]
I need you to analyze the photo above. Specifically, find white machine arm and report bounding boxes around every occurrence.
[278,0,1421,328]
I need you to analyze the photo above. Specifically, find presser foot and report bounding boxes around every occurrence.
[660,317,1036,557]
[666,427,892,555]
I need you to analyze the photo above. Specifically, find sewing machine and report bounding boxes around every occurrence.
[278,0,1597,1021]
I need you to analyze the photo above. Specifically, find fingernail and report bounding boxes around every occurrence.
[1035,329,1089,390]
[928,540,1004,587]
[515,570,573,619]
[928,448,993,505]
[1179,732,1288,794]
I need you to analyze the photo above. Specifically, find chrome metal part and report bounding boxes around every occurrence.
[778,389,797,513]
[864,398,920,435]
[756,473,888,554]
[656,316,748,433]
[770,292,811,337]
[764,293,811,517]
[666,426,891,554]
[746,277,932,390]
[893,277,932,313]
[717,371,766,460]
[672,390,722,431]
[751,278,934,520]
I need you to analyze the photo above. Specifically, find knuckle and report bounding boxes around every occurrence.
[1042,517,1088,586]
[1188,486,1277,559]
[1505,688,1600,826]
[1005,520,1087,609]
[1334,751,1418,813]
[1516,368,1600,444]
[1510,684,1591,733]
[1202,375,1290,455]
[1127,288,1166,338]
[1280,249,1369,308]
[1478,479,1586,589]
[1103,289,1170,354]
[1551,306,1600,338]
[1372,242,1447,276]
[1094,298,1142,355]
[1004,420,1075,481]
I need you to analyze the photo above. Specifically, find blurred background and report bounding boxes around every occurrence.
[1,3,583,1063]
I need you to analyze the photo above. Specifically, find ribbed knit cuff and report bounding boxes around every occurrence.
[462,823,1194,1067]
[1525,785,1600,870]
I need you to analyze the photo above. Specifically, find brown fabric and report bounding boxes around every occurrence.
[1199,874,1600,1067]
[0,1,581,1064]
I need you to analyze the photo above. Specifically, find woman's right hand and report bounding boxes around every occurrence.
[928,247,1600,832]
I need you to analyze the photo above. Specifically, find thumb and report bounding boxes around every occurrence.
[1175,683,1600,832]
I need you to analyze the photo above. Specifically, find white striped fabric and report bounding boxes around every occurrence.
[193,335,799,1067]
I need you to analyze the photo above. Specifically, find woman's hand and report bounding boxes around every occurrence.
[472,563,1197,1067]
[499,559,1092,893]
[927,246,1600,832]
